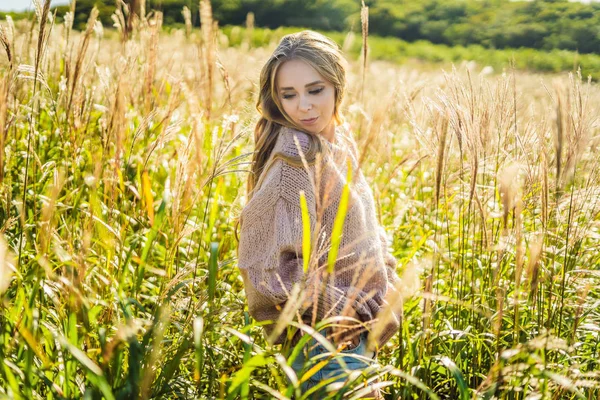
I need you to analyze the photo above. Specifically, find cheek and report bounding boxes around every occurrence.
[322,91,336,114]
[280,100,296,117]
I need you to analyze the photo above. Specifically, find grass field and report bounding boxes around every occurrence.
[218,25,600,82]
[1,4,600,399]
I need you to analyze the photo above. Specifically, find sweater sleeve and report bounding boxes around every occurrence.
[237,196,307,316]
[238,193,349,329]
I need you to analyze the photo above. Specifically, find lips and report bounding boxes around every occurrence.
[301,117,319,125]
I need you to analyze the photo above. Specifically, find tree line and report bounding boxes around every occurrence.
[7,0,599,54]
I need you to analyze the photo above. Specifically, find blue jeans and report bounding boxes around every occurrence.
[290,330,375,395]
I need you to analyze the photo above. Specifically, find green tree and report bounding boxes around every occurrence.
[46,0,600,55]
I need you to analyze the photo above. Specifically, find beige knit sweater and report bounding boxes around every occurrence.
[237,125,401,349]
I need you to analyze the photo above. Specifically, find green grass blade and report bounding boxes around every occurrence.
[299,190,311,273]
[434,356,469,400]
[194,316,205,383]
[327,158,352,273]
[58,336,116,400]
[228,354,270,397]
[208,241,219,302]
[2,360,23,400]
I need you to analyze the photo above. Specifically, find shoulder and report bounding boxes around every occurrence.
[241,158,316,226]
[271,127,323,166]
[241,127,322,226]
[334,123,360,161]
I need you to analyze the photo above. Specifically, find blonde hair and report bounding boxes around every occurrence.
[247,30,347,198]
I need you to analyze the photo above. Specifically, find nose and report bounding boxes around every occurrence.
[299,95,312,112]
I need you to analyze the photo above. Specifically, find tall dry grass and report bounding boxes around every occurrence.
[0,4,599,399]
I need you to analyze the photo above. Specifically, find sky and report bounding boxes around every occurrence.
[1,0,599,12]
[1,0,70,12]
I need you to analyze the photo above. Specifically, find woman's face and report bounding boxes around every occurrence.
[275,59,336,140]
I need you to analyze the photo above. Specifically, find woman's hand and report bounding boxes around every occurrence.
[330,307,362,349]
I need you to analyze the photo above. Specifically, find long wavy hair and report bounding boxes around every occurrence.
[246,30,347,199]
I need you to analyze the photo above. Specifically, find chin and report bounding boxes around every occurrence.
[298,125,322,135]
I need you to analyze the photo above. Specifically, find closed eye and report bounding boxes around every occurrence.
[281,87,324,100]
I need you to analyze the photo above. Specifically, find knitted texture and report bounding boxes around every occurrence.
[237,126,401,348]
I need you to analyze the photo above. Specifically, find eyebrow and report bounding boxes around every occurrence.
[279,80,324,91]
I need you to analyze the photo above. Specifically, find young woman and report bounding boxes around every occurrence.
[236,30,401,395]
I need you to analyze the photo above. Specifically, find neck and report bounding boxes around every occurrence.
[320,119,336,143]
